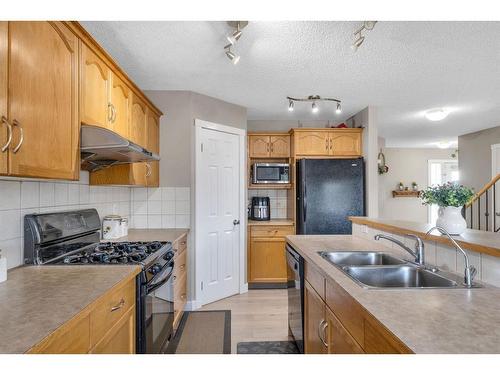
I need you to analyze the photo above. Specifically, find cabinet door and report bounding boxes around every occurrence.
[294,131,329,156]
[129,93,147,148]
[249,237,288,283]
[326,307,364,354]
[249,135,270,158]
[81,43,111,129]
[329,131,362,157]
[0,22,7,175]
[110,73,130,138]
[304,281,327,354]
[90,163,147,186]
[91,307,135,354]
[146,109,160,187]
[8,21,79,180]
[270,135,290,157]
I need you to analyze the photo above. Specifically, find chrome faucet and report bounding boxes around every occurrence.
[426,226,477,288]
[374,233,425,265]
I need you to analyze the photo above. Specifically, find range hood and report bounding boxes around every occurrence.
[80,125,160,172]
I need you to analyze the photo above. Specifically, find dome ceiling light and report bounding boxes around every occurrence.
[352,21,377,51]
[286,95,342,115]
[425,108,450,122]
[224,21,247,65]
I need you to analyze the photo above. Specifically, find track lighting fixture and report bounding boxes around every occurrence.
[224,21,247,64]
[351,21,377,51]
[286,95,342,115]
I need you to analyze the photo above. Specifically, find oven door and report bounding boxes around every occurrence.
[143,260,175,354]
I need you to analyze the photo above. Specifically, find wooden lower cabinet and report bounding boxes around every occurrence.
[304,261,412,354]
[248,224,294,285]
[173,233,188,331]
[28,277,137,354]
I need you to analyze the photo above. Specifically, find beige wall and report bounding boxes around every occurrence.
[247,120,338,132]
[458,125,500,192]
[378,148,454,222]
[145,90,247,187]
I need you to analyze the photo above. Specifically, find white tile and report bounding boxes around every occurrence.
[162,215,176,228]
[105,187,114,203]
[0,180,20,210]
[436,243,457,272]
[54,183,69,206]
[132,201,148,215]
[147,188,162,201]
[132,188,148,201]
[162,187,175,201]
[481,254,500,287]
[147,200,162,215]
[89,186,99,203]
[175,187,190,201]
[132,215,148,229]
[39,182,55,207]
[175,200,190,215]
[175,214,190,228]
[0,210,21,241]
[68,184,80,205]
[97,187,106,203]
[148,215,162,228]
[423,241,437,266]
[79,185,90,204]
[21,181,39,209]
[267,190,277,197]
[162,200,175,214]
[79,170,90,185]
[0,238,22,269]
[457,249,482,280]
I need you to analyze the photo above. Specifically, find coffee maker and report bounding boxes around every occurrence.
[250,197,270,221]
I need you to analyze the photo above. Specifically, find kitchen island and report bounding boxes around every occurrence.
[286,233,500,353]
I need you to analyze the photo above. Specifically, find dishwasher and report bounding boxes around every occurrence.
[286,244,304,353]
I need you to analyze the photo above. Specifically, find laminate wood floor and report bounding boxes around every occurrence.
[199,289,290,354]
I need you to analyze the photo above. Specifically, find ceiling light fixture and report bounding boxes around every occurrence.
[351,21,377,51]
[286,95,342,115]
[224,21,247,65]
[436,141,453,149]
[425,108,450,122]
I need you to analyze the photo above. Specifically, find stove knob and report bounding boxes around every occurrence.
[148,263,162,275]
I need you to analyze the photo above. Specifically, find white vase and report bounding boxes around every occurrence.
[436,206,467,235]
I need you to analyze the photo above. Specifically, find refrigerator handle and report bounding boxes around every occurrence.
[303,177,307,223]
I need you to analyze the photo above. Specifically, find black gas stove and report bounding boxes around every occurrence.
[23,209,175,354]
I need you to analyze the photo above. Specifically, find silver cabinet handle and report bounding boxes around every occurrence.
[108,103,113,122]
[1,116,12,152]
[112,104,117,123]
[145,163,152,177]
[110,298,125,312]
[318,319,328,348]
[12,119,23,153]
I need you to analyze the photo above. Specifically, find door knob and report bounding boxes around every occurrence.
[233,219,240,225]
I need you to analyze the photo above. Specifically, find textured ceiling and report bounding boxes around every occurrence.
[81,21,500,147]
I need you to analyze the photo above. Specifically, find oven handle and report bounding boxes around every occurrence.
[145,261,174,294]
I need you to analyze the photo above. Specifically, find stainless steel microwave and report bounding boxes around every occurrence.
[252,163,290,184]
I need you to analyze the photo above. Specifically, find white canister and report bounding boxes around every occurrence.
[120,217,129,237]
[0,249,7,283]
[102,215,124,240]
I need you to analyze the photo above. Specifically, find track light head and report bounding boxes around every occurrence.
[288,100,294,112]
[227,29,243,45]
[351,34,365,51]
[225,48,240,64]
[311,102,319,113]
[336,102,342,114]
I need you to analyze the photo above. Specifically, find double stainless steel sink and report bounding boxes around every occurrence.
[319,251,479,289]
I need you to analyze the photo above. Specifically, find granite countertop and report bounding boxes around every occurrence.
[286,234,500,353]
[0,265,140,354]
[110,228,189,243]
[248,219,294,226]
[350,216,500,257]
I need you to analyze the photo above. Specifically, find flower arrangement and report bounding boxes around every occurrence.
[420,182,474,207]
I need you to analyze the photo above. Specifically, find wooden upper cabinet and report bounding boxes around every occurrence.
[109,73,131,139]
[80,43,111,129]
[248,134,290,158]
[326,307,364,354]
[146,109,160,187]
[0,22,7,175]
[330,130,362,157]
[249,135,271,158]
[8,21,79,179]
[129,93,147,148]
[270,135,290,157]
[294,131,330,156]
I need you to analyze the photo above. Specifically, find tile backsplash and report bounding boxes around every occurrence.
[248,189,288,219]
[130,187,191,229]
[0,170,192,270]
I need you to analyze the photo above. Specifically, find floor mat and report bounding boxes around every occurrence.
[237,341,300,354]
[166,310,231,354]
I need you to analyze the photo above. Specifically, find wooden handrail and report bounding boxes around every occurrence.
[466,173,500,207]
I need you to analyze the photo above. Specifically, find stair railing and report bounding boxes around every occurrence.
[464,174,500,232]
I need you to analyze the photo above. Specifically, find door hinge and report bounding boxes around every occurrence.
[201,281,204,290]
[201,143,204,152]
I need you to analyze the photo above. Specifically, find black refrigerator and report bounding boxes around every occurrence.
[296,158,365,235]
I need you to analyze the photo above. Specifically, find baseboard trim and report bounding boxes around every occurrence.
[248,281,291,289]
[240,283,249,294]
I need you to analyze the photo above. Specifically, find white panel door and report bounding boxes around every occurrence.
[198,126,240,305]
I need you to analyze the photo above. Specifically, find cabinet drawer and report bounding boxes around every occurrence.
[90,279,135,346]
[173,250,187,282]
[305,262,325,300]
[251,225,294,238]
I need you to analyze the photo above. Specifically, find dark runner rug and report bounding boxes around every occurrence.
[237,340,300,354]
[166,310,231,354]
